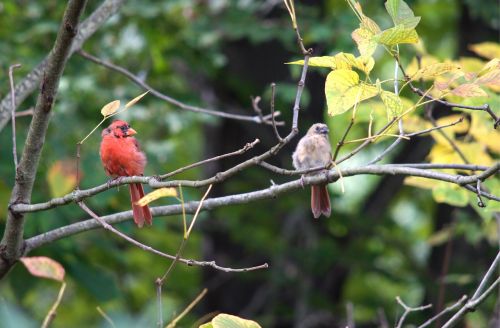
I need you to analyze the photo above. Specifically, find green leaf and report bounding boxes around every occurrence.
[325,69,379,116]
[380,91,404,117]
[200,314,262,328]
[375,25,419,46]
[432,182,468,207]
[385,0,421,29]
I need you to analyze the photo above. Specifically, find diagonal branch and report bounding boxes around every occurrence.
[0,0,89,280]
[78,50,283,125]
[0,0,125,131]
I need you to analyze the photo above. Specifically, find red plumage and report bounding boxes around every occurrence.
[100,120,152,227]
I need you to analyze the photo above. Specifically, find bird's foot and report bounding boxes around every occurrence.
[300,175,306,189]
[106,176,124,189]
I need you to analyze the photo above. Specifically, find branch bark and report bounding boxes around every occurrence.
[0,0,124,131]
[0,0,88,279]
[22,163,499,252]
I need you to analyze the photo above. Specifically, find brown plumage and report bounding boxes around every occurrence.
[292,123,332,218]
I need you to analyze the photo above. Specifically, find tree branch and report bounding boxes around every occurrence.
[0,0,89,280]
[22,163,499,252]
[0,0,125,131]
[78,50,283,125]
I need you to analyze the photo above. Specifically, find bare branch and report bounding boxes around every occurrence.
[395,297,432,328]
[78,50,282,125]
[0,0,89,280]
[77,201,267,273]
[0,0,125,131]
[159,139,260,180]
[12,162,499,214]
[269,82,283,142]
[8,64,21,169]
[418,295,467,328]
[22,163,499,252]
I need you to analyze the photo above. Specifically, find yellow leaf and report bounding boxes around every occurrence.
[481,58,500,72]
[428,141,493,166]
[469,42,500,60]
[200,313,262,328]
[451,83,488,97]
[100,100,120,117]
[375,24,419,46]
[287,56,337,68]
[404,176,437,190]
[136,187,178,206]
[352,27,378,57]
[47,160,77,198]
[20,256,65,282]
[432,182,468,207]
[361,16,381,34]
[380,90,403,117]
[125,91,149,108]
[406,55,439,77]
[402,115,430,133]
[325,69,379,116]
[458,57,485,73]
[469,112,500,154]
[411,62,461,81]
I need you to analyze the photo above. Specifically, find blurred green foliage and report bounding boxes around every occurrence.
[0,1,498,327]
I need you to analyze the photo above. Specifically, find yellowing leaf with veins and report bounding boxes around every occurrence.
[20,257,65,282]
[361,16,381,34]
[476,69,500,88]
[405,55,439,77]
[125,91,149,108]
[451,83,488,97]
[352,27,378,57]
[459,57,485,73]
[100,100,120,117]
[325,69,379,116]
[411,62,461,81]
[469,42,500,60]
[375,24,419,46]
[136,187,178,206]
[380,91,403,117]
[287,53,374,74]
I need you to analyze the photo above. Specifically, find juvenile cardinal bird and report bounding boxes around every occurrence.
[100,120,152,227]
[292,123,332,218]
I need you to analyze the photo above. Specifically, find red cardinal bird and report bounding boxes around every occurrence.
[292,123,332,218]
[100,120,152,227]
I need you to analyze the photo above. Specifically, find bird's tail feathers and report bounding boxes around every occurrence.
[129,183,153,227]
[311,184,331,219]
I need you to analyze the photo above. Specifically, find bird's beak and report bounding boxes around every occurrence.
[127,127,137,136]
[320,126,329,134]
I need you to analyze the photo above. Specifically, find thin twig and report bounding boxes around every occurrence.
[78,50,282,126]
[159,139,259,180]
[14,108,34,117]
[395,296,432,328]
[269,83,283,142]
[332,118,354,162]
[166,288,208,328]
[97,306,116,328]
[418,295,467,328]
[76,201,267,273]
[8,64,21,169]
[476,179,486,208]
[41,282,67,328]
[405,116,464,138]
